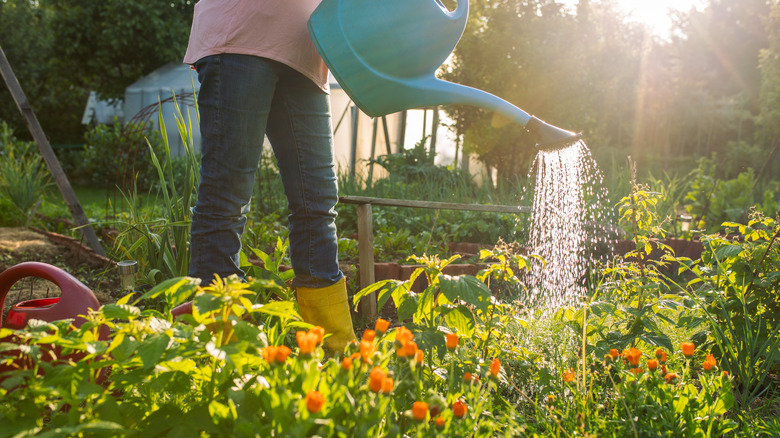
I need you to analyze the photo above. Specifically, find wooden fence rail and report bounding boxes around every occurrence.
[338,195,531,319]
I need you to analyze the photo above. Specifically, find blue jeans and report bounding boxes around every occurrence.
[189,54,342,288]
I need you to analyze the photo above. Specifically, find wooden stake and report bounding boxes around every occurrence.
[0,44,106,257]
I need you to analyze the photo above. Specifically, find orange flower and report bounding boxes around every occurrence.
[445,333,459,350]
[647,359,659,371]
[362,329,376,342]
[262,345,292,365]
[369,367,386,393]
[664,372,680,384]
[435,417,446,428]
[489,358,501,378]
[395,326,414,348]
[722,370,729,377]
[375,318,390,334]
[609,348,620,359]
[703,354,717,372]
[563,368,576,383]
[415,349,424,364]
[631,368,644,375]
[625,348,642,368]
[398,340,418,358]
[305,390,325,413]
[656,350,667,364]
[681,342,695,358]
[381,377,394,393]
[661,364,668,375]
[452,399,467,418]
[341,356,353,371]
[463,372,473,382]
[546,394,556,404]
[275,345,292,363]
[360,339,375,362]
[412,401,428,421]
[297,330,319,355]
[310,326,325,345]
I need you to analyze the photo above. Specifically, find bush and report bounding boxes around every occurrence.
[67,120,192,193]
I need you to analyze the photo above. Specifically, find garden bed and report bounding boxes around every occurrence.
[0,227,117,322]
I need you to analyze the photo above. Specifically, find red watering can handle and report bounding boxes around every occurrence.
[0,262,101,329]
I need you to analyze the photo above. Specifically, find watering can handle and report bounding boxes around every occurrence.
[0,262,100,329]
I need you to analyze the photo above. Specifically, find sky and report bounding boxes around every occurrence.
[559,0,709,39]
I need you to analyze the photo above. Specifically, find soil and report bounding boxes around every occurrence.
[0,227,118,322]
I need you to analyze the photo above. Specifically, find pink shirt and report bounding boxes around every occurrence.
[183,0,329,92]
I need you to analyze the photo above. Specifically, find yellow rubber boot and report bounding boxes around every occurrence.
[296,277,357,354]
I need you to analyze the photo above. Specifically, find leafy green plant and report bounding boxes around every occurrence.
[0,122,52,226]
[110,97,200,289]
[670,213,780,408]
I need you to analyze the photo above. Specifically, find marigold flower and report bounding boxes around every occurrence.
[609,348,620,359]
[563,368,576,383]
[398,340,418,358]
[631,367,644,375]
[362,329,376,342]
[412,401,428,421]
[681,342,695,358]
[380,377,394,393]
[661,364,668,375]
[375,318,390,334]
[395,326,414,349]
[415,349,424,364]
[452,399,467,418]
[310,326,325,344]
[305,390,325,414]
[369,367,386,393]
[275,345,292,363]
[297,330,319,355]
[489,358,501,378]
[463,372,473,382]
[722,370,729,377]
[445,333,459,350]
[664,372,680,384]
[341,356,353,371]
[703,354,717,372]
[647,359,659,371]
[262,345,292,365]
[625,348,642,368]
[360,339,375,362]
[656,350,667,364]
[435,417,446,428]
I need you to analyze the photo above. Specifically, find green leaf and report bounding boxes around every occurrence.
[438,274,491,312]
[132,277,199,306]
[714,244,743,260]
[101,303,141,320]
[441,304,476,336]
[138,333,170,369]
[253,300,299,320]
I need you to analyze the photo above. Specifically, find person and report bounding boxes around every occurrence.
[183,0,356,352]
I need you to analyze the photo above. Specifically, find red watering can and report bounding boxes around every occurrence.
[0,262,104,331]
[0,262,109,380]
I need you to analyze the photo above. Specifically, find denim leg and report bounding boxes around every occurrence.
[266,68,342,289]
[189,54,276,284]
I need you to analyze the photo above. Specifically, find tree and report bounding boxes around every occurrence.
[440,0,644,181]
[0,0,193,144]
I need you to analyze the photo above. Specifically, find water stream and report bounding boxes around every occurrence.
[524,140,613,309]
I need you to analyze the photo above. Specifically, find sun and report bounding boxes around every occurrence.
[613,0,707,38]
[560,0,707,39]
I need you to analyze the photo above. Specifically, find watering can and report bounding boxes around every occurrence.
[308,0,581,150]
[0,262,110,381]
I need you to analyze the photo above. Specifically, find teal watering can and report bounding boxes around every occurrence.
[308,0,581,150]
